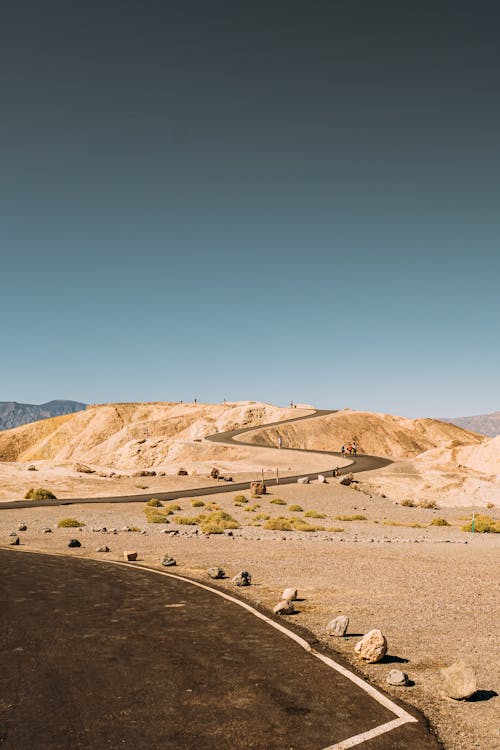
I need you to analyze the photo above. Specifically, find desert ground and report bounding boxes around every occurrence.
[1,401,499,750]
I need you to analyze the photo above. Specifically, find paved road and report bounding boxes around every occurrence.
[0,409,391,510]
[0,549,442,749]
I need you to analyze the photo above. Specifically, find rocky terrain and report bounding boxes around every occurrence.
[0,400,86,431]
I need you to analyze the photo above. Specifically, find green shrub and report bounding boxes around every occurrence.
[335,514,367,521]
[461,515,500,533]
[263,517,293,531]
[304,510,326,518]
[146,498,163,507]
[191,499,205,507]
[144,507,170,524]
[57,518,85,528]
[199,510,240,535]
[25,488,56,500]
[270,498,286,505]
[431,517,450,527]
[289,504,303,512]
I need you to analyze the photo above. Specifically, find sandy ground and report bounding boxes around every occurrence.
[2,480,499,750]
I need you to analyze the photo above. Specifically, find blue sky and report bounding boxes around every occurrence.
[1,1,498,417]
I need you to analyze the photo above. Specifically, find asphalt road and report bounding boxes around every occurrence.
[0,409,391,510]
[0,549,442,749]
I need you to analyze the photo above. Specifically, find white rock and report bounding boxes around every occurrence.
[297,477,309,484]
[282,587,298,601]
[355,629,387,663]
[317,474,326,483]
[273,600,295,615]
[440,661,477,700]
[326,615,349,637]
[387,669,408,686]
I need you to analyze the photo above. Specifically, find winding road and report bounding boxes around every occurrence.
[0,409,392,510]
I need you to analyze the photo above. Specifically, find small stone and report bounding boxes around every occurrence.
[169,530,179,536]
[297,477,309,484]
[326,615,349,637]
[10,536,20,545]
[42,527,52,533]
[121,526,130,532]
[355,629,387,663]
[440,661,477,700]
[124,550,138,561]
[27,464,37,471]
[74,463,94,474]
[161,555,176,567]
[282,587,298,601]
[177,468,188,476]
[232,571,251,587]
[387,669,409,686]
[17,524,27,531]
[68,539,81,548]
[9,531,18,536]
[207,567,225,579]
[97,546,110,553]
[317,474,327,483]
[273,600,295,615]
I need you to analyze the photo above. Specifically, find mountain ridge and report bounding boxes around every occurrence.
[0,400,87,431]
[441,411,500,437]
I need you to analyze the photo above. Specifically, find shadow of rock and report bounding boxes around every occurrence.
[467,690,498,702]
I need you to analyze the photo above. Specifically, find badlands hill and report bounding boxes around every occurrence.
[244,410,484,458]
[0,400,86,431]
[441,411,500,437]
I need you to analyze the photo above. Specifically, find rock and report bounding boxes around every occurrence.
[355,629,387,663]
[207,566,225,579]
[10,536,20,545]
[124,550,138,561]
[326,615,349,637]
[340,477,352,486]
[97,546,110,553]
[282,587,298,601]
[273,600,295,615]
[17,524,27,531]
[387,669,409,686]
[210,467,220,479]
[132,470,156,477]
[27,465,37,471]
[232,571,251,587]
[161,555,176,567]
[317,474,327,483]
[74,463,94,474]
[121,526,130,532]
[440,661,477,700]
[157,471,166,476]
[68,539,81,548]
[250,481,266,496]
[9,531,18,536]
[297,477,309,484]
[42,527,52,533]
[177,468,188,476]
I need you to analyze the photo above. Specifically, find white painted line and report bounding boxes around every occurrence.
[321,718,408,749]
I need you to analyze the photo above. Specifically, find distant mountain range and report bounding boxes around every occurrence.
[441,412,500,438]
[0,400,87,431]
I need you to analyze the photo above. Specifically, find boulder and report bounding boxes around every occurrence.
[207,567,225,579]
[124,550,138,561]
[440,661,477,700]
[340,477,352,486]
[17,524,27,532]
[387,669,409,686]
[10,536,20,546]
[97,546,110,553]
[74,463,94,474]
[326,615,349,637]
[232,571,251,587]
[282,587,298,601]
[273,600,295,615]
[297,477,309,484]
[210,468,220,479]
[250,481,266,496]
[161,555,177,567]
[68,539,81,548]
[355,629,387,663]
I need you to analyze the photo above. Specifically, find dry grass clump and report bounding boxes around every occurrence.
[304,510,326,518]
[199,511,240,535]
[127,525,141,532]
[486,502,495,509]
[290,518,324,532]
[270,498,286,505]
[24,487,57,500]
[234,494,248,503]
[173,515,201,525]
[430,517,450,527]
[57,518,85,528]
[289,504,304,512]
[144,507,170,524]
[327,526,344,532]
[146,498,163,507]
[461,515,500,533]
[191,499,205,507]
[254,513,270,521]
[418,500,438,509]
[400,499,415,507]
[264,517,293,531]
[244,503,261,513]
[165,503,181,512]
[335,514,367,521]
[383,520,426,528]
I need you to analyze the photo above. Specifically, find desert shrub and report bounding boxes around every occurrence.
[128,525,141,532]
[327,526,344,532]
[263,517,293,531]
[335,514,367,521]
[144,507,170,524]
[486,502,495,509]
[289,504,303,512]
[461,515,500,533]
[165,503,181,512]
[57,518,85,528]
[25,488,56,501]
[400,499,415,507]
[418,500,438,509]
[244,503,260,512]
[200,510,240,535]
[270,498,286,505]
[290,518,324,532]
[146,498,163,507]
[304,510,326,518]
[254,513,270,521]
[430,517,450,526]
[191,500,205,507]
[383,520,425,528]
[234,495,248,503]
[173,515,200,525]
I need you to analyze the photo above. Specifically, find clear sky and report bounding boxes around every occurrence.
[1,0,498,417]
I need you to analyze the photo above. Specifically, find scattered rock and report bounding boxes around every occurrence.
[297,477,309,484]
[232,571,251,586]
[355,629,387,663]
[250,481,266,496]
[326,615,349,637]
[177,468,188,476]
[273,600,295,615]
[10,536,20,545]
[27,465,37,471]
[161,555,177,567]
[282,587,298,601]
[97,546,110,553]
[132,470,156,477]
[440,661,477,700]
[74,463,94,474]
[9,531,18,536]
[17,524,27,531]
[157,471,166,476]
[317,474,327,483]
[124,550,138,561]
[387,669,409,686]
[207,566,225,579]
[42,527,52,533]
[340,477,352,486]
[68,539,81,548]
[210,467,220,479]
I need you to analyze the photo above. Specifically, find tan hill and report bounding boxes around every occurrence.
[0,401,310,469]
[242,410,484,458]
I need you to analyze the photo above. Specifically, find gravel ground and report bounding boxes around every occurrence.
[1,480,499,750]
